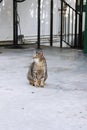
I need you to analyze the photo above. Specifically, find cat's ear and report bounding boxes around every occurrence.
[36,49,43,56]
[33,50,36,58]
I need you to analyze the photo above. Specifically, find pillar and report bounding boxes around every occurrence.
[84,0,87,53]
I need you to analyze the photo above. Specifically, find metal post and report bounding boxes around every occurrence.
[50,0,53,46]
[0,0,3,3]
[37,0,41,49]
[60,0,63,48]
[71,11,74,46]
[68,8,70,43]
[74,0,78,48]
[84,0,87,53]
[81,0,83,48]
[78,0,83,49]
[13,0,18,47]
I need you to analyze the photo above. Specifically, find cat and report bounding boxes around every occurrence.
[27,50,48,87]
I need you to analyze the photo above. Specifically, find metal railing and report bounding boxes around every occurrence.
[60,0,83,48]
[0,0,83,49]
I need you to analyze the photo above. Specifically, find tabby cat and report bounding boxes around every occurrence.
[27,50,48,87]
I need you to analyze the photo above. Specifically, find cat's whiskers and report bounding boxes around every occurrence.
[33,58,39,63]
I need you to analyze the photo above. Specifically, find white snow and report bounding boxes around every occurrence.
[0,46,87,130]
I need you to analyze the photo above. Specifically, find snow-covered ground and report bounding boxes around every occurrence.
[0,46,87,130]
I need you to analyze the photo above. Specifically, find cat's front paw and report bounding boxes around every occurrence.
[40,79,45,87]
[29,80,35,86]
[36,80,41,87]
[38,80,44,87]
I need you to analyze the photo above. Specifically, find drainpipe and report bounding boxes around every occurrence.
[84,0,87,53]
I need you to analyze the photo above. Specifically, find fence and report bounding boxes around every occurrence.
[60,0,83,49]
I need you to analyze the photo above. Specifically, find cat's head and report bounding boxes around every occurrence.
[33,50,44,63]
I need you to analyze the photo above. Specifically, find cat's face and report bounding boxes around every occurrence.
[33,51,43,63]
[33,57,39,63]
[33,54,40,63]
